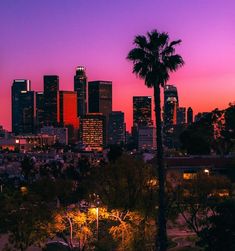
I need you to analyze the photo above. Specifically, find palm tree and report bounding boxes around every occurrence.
[127,30,184,251]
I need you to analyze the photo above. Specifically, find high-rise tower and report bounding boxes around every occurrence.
[177,107,186,125]
[133,96,152,127]
[163,85,179,148]
[18,91,36,134]
[11,79,31,134]
[108,111,125,145]
[187,107,193,124]
[43,75,60,126]
[88,81,112,117]
[74,66,87,117]
[59,91,79,143]
[88,81,112,144]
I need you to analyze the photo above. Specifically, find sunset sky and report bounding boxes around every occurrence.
[0,0,235,131]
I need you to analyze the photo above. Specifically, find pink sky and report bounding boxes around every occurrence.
[0,0,235,131]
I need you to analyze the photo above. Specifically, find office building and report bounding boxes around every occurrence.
[41,126,68,145]
[133,96,152,127]
[18,91,36,134]
[80,113,105,151]
[177,107,186,125]
[108,111,125,145]
[88,81,112,144]
[43,75,60,126]
[187,107,193,124]
[132,96,152,147]
[88,81,112,117]
[36,92,44,131]
[11,79,31,134]
[59,91,79,143]
[138,126,156,151]
[163,85,179,148]
[74,66,87,117]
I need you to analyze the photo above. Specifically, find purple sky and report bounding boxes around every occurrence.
[1,0,235,130]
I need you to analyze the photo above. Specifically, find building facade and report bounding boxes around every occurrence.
[163,85,179,148]
[18,91,36,134]
[108,111,125,145]
[88,81,112,144]
[177,107,186,125]
[74,66,87,117]
[133,96,152,127]
[138,126,156,151]
[187,107,194,124]
[11,79,31,134]
[43,75,60,126]
[59,91,79,143]
[80,113,105,151]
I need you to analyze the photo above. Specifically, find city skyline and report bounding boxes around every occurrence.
[1,0,235,131]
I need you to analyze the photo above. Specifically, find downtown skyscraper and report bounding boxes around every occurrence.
[11,79,31,134]
[74,66,87,117]
[43,75,60,126]
[88,81,112,144]
[163,84,179,148]
[133,96,152,127]
[108,111,125,145]
[132,96,153,148]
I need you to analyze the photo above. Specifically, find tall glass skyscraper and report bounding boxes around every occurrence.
[59,91,79,143]
[108,111,125,145]
[43,75,60,126]
[11,79,31,134]
[74,66,87,117]
[88,81,112,117]
[18,91,36,134]
[88,81,112,144]
[36,92,44,131]
[187,107,194,124]
[163,84,179,148]
[133,96,152,127]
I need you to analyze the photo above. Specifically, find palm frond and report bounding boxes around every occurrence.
[134,35,148,49]
[163,54,184,71]
[127,48,146,62]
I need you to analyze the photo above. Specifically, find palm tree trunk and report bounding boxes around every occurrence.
[154,84,167,251]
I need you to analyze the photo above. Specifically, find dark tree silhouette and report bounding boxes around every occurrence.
[127,30,184,251]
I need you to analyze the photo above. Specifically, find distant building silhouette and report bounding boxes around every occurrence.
[187,107,193,124]
[177,107,186,124]
[194,112,210,122]
[74,66,87,117]
[108,111,125,145]
[88,81,112,144]
[59,91,79,143]
[43,75,60,126]
[163,84,179,148]
[132,96,152,148]
[36,92,44,131]
[133,96,152,127]
[11,79,31,134]
[138,126,156,151]
[18,91,36,134]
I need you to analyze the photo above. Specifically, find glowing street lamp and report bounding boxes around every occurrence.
[204,169,210,175]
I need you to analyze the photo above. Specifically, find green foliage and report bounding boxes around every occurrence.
[180,113,213,155]
[198,199,235,251]
[86,155,157,214]
[0,189,52,251]
[180,105,235,155]
[174,173,231,235]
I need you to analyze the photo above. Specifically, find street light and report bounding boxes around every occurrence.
[204,169,210,175]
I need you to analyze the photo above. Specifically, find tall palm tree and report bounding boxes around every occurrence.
[127,30,184,251]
